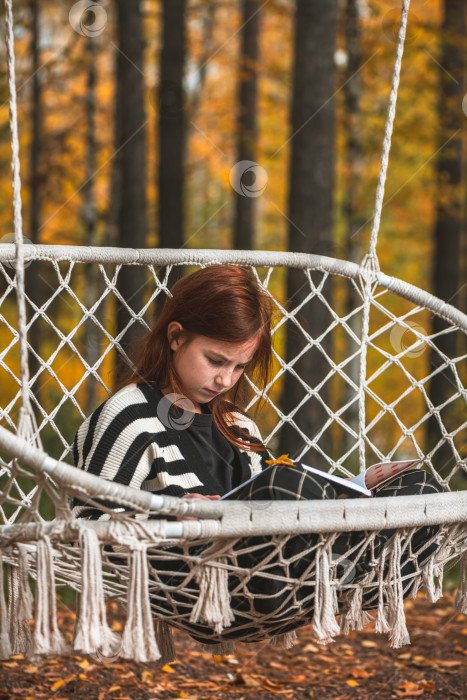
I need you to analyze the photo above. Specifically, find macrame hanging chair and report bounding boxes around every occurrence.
[0,0,466,664]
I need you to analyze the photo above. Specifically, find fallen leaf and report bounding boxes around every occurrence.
[419,680,435,691]
[346,679,359,687]
[51,675,75,692]
[231,672,262,687]
[262,676,284,690]
[162,664,175,673]
[438,660,461,667]
[351,668,372,678]
[361,640,378,648]
[396,681,424,696]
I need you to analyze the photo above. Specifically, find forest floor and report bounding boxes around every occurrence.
[0,591,465,700]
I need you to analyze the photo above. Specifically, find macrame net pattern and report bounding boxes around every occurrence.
[0,0,466,666]
[0,249,466,662]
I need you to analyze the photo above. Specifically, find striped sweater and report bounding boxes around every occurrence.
[72,382,272,519]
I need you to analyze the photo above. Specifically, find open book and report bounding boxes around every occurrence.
[221,458,425,500]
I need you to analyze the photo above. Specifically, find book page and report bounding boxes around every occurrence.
[360,458,423,491]
[300,463,371,497]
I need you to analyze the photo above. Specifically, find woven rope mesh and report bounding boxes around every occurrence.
[1,448,465,646]
[1,253,465,509]
[0,250,466,649]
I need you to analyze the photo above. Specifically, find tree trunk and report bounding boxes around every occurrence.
[278,0,338,464]
[428,0,465,480]
[82,32,102,414]
[156,0,187,318]
[342,0,365,464]
[233,0,260,250]
[115,0,148,385]
[158,0,186,249]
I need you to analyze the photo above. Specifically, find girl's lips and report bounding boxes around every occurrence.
[204,389,219,396]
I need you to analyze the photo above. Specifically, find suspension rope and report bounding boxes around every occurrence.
[5,0,41,447]
[357,0,411,470]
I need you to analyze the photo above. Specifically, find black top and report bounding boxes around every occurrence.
[184,403,241,494]
[72,380,267,522]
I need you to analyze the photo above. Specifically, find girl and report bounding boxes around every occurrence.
[72,264,275,513]
[72,264,441,643]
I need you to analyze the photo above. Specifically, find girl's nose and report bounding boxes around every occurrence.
[215,367,233,388]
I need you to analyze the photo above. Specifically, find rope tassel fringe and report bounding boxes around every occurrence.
[190,557,234,635]
[72,527,119,657]
[120,544,161,663]
[0,553,12,659]
[33,536,68,656]
[454,551,467,614]
[312,541,340,643]
[8,545,34,656]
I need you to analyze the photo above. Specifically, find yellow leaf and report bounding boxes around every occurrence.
[361,640,377,648]
[78,659,90,669]
[142,670,153,683]
[51,680,67,691]
[346,679,359,687]
[265,454,295,466]
[108,686,121,693]
[162,664,175,673]
[79,674,87,680]
[51,675,75,692]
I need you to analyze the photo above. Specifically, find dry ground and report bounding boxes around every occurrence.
[0,592,465,699]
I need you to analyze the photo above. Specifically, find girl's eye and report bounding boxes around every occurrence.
[207,358,223,366]
[207,357,247,370]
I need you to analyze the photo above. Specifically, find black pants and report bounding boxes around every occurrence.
[146,466,442,644]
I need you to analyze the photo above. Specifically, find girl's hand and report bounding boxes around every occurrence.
[181,493,220,500]
[177,493,220,520]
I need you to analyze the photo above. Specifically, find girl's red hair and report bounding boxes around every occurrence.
[118,264,275,452]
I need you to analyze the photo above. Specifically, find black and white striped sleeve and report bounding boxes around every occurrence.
[71,385,165,519]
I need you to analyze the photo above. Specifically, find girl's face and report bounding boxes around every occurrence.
[166,322,259,412]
